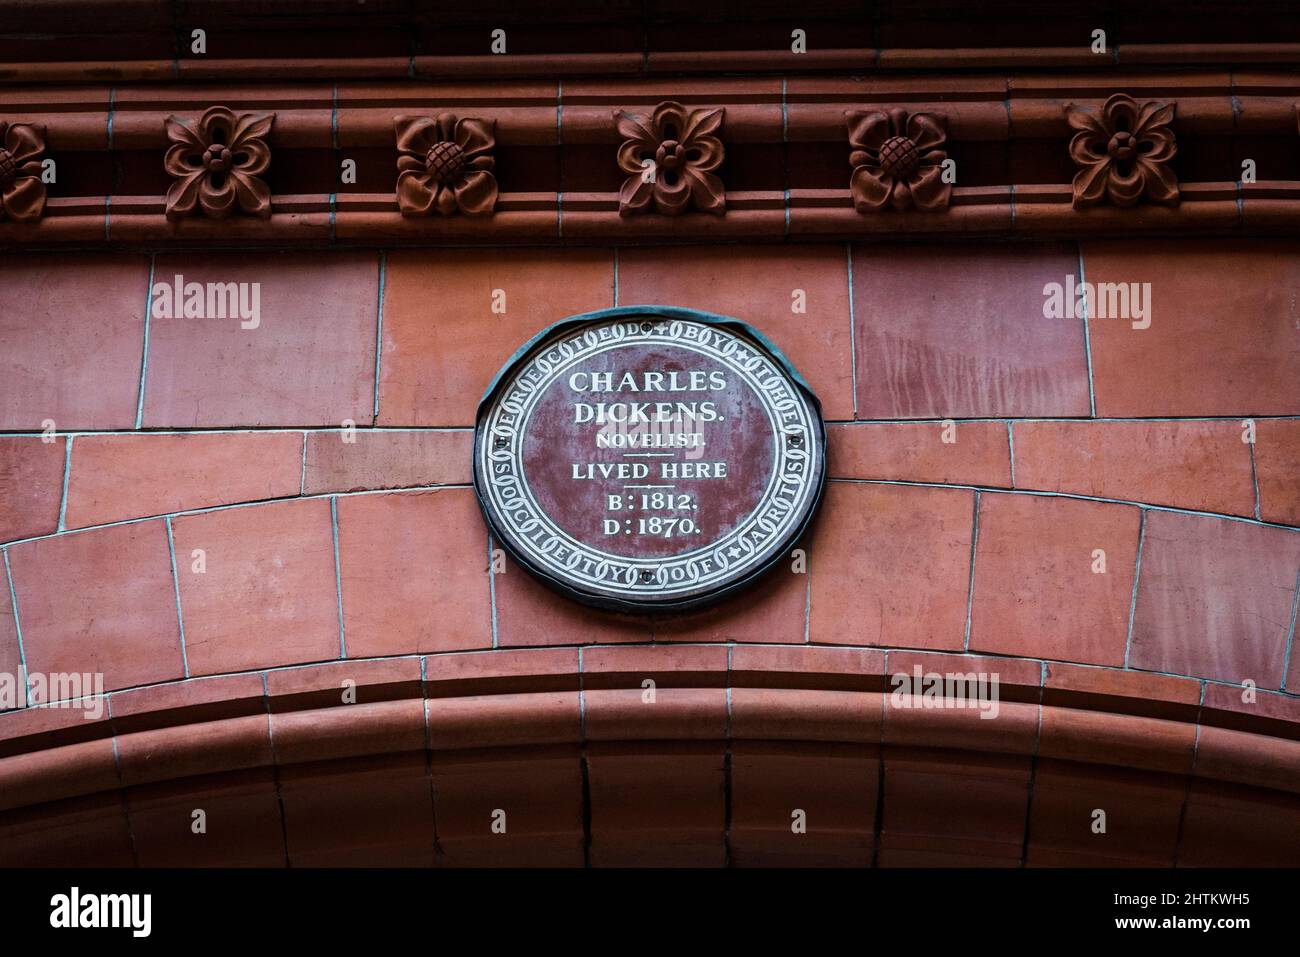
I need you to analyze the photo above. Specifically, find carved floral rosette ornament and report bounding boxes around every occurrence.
[0,121,48,222]
[1065,93,1179,209]
[164,106,274,220]
[614,100,725,217]
[394,114,498,217]
[846,108,951,212]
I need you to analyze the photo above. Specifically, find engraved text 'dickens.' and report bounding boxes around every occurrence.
[473,309,825,613]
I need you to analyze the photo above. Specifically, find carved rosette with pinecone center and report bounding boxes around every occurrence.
[846,108,951,212]
[0,120,48,222]
[394,114,497,217]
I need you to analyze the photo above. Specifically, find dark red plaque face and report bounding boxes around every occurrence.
[473,309,825,612]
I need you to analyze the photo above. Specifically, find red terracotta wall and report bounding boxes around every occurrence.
[3,239,1299,679]
[1,238,1298,866]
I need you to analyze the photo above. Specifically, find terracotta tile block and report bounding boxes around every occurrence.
[0,738,120,811]
[882,653,1040,759]
[337,489,491,657]
[651,557,808,644]
[0,793,135,867]
[582,644,728,686]
[303,429,472,494]
[730,743,877,867]
[617,245,854,419]
[1129,511,1300,687]
[881,749,1030,864]
[493,554,653,646]
[585,688,728,740]
[279,753,435,866]
[1084,241,1300,415]
[432,747,584,867]
[1039,707,1195,775]
[142,253,380,427]
[0,255,148,430]
[788,77,1006,139]
[1194,725,1300,794]
[808,483,974,650]
[273,700,426,769]
[886,649,1044,692]
[8,521,184,691]
[828,421,1011,487]
[0,579,18,700]
[1026,759,1185,866]
[731,644,886,685]
[0,436,66,542]
[110,673,266,728]
[852,244,1090,418]
[562,79,780,142]
[64,432,303,529]
[116,714,273,786]
[1043,662,1201,718]
[171,498,341,676]
[264,657,422,711]
[426,692,581,751]
[587,743,726,867]
[884,698,1040,756]
[126,768,286,867]
[424,647,580,694]
[1178,779,1300,867]
[1011,420,1255,516]
[378,248,613,427]
[1256,419,1300,526]
[969,493,1140,666]
[0,702,113,754]
[730,688,882,743]
[1199,681,1300,727]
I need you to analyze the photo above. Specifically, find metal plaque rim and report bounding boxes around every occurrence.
[471,305,827,615]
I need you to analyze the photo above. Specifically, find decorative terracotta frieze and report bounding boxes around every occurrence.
[0,121,48,222]
[1065,93,1178,210]
[394,114,498,217]
[164,106,274,221]
[846,108,951,212]
[614,100,725,217]
[7,81,1296,246]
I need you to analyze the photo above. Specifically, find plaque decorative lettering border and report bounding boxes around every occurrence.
[473,306,826,613]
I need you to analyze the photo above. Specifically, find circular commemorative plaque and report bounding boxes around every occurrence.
[473,306,826,613]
